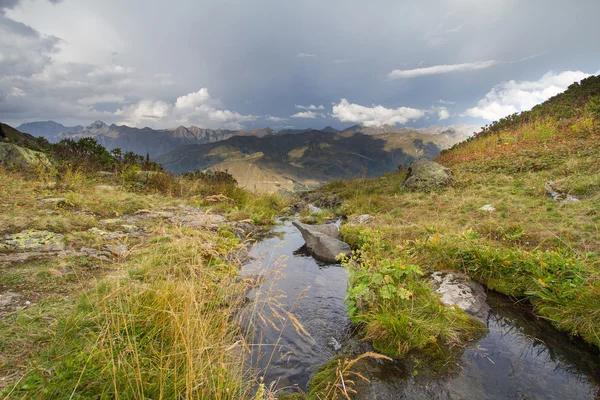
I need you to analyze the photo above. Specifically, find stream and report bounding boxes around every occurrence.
[241,219,600,399]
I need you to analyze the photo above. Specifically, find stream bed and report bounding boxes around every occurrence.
[241,220,600,399]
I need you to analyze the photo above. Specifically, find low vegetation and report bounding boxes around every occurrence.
[0,142,289,397]
[313,75,600,358]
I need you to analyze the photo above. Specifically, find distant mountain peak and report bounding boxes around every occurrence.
[90,120,108,129]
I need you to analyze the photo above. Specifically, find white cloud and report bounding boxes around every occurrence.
[115,100,171,125]
[266,115,286,122]
[332,99,425,126]
[333,59,348,64]
[116,88,256,129]
[297,53,316,58]
[295,104,325,110]
[291,111,324,119]
[388,60,497,79]
[437,107,450,120]
[464,70,592,121]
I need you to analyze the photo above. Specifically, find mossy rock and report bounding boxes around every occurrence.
[3,230,65,252]
[401,158,453,191]
[0,143,51,168]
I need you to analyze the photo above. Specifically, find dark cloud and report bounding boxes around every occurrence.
[1,0,599,128]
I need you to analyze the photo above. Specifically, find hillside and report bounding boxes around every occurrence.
[157,127,474,191]
[310,75,600,357]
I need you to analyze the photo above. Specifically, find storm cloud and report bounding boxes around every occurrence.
[1,0,599,129]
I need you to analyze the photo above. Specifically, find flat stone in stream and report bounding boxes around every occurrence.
[292,221,351,263]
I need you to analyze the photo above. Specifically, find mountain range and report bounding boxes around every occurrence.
[16,120,274,158]
[156,125,478,191]
[16,119,479,191]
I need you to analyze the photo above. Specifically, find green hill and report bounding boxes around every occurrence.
[311,75,600,353]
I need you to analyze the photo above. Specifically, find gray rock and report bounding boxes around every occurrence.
[431,271,489,322]
[2,230,65,252]
[401,158,454,190]
[292,221,351,263]
[545,182,580,203]
[478,204,496,212]
[0,292,21,309]
[104,244,129,257]
[0,143,51,168]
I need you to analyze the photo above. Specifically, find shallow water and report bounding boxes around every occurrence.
[241,220,351,391]
[242,220,600,398]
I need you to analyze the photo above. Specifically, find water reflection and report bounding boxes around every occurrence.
[241,220,600,399]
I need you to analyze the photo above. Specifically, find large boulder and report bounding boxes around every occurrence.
[292,221,351,263]
[0,143,51,168]
[431,271,489,322]
[401,158,453,190]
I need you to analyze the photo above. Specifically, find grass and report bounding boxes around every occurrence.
[311,80,600,354]
[0,164,288,398]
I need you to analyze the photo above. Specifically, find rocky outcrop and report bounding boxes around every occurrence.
[0,143,51,168]
[292,221,351,263]
[2,230,65,252]
[401,158,453,190]
[431,271,489,322]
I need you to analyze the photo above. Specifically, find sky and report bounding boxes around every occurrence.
[0,0,599,130]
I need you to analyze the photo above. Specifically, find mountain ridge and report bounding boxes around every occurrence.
[16,120,478,159]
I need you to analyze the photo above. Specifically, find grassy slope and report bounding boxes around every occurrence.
[314,75,600,354]
[0,164,288,398]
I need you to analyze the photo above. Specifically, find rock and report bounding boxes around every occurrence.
[0,143,51,168]
[431,271,489,322]
[134,209,175,219]
[170,213,225,229]
[347,214,375,225]
[545,182,580,203]
[478,204,496,212]
[104,244,128,257]
[97,171,114,178]
[0,292,21,309]
[37,197,67,206]
[2,230,65,252]
[87,227,127,240]
[0,292,26,313]
[328,336,342,351]
[292,221,351,263]
[401,158,454,191]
